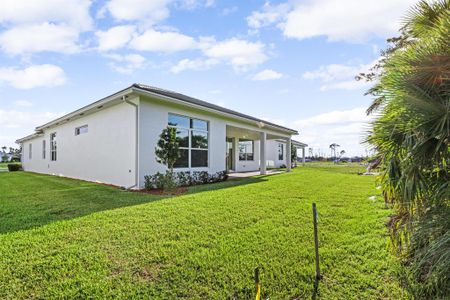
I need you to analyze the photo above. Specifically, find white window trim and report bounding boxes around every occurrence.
[278,143,284,161]
[42,140,46,159]
[50,132,57,161]
[238,139,254,161]
[168,113,209,169]
[75,124,88,136]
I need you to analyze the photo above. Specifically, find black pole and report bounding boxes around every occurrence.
[312,203,321,279]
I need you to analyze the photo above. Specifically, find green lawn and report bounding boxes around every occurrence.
[0,166,408,299]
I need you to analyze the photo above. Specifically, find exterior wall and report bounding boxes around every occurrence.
[138,97,227,188]
[19,93,295,189]
[266,140,287,168]
[20,100,137,187]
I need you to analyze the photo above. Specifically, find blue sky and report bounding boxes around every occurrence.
[0,0,417,156]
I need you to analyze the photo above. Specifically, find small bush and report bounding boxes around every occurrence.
[144,170,228,190]
[176,171,191,187]
[7,164,22,172]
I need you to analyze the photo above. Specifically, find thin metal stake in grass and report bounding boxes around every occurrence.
[254,267,261,300]
[312,203,322,280]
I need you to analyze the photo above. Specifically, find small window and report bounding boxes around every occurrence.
[42,140,46,159]
[75,125,88,135]
[239,139,254,161]
[29,143,32,159]
[278,143,284,161]
[50,133,57,161]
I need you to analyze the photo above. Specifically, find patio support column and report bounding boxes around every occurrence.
[302,147,306,166]
[232,137,239,172]
[260,132,267,175]
[286,137,292,172]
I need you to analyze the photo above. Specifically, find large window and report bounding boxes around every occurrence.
[50,133,57,161]
[168,113,208,168]
[29,143,32,159]
[239,139,254,161]
[278,143,284,161]
[42,140,46,159]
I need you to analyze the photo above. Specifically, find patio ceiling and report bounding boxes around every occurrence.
[226,125,288,140]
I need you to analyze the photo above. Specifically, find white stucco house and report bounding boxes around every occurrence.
[16,84,307,189]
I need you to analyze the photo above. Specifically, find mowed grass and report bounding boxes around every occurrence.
[0,166,408,299]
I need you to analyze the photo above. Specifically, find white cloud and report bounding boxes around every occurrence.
[291,107,373,156]
[221,6,238,16]
[0,23,80,55]
[0,0,92,55]
[178,0,215,10]
[130,29,197,52]
[103,0,171,24]
[201,38,267,71]
[282,0,416,42]
[0,64,67,89]
[170,58,219,73]
[302,61,374,91]
[247,2,289,29]
[248,0,415,42]
[0,110,64,147]
[252,69,283,81]
[96,25,136,52]
[105,53,146,74]
[14,100,33,107]
[0,0,92,30]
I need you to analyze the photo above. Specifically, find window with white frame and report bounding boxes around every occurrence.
[278,143,284,160]
[75,125,88,135]
[50,133,57,161]
[29,143,32,159]
[42,140,46,159]
[239,139,254,161]
[168,113,208,168]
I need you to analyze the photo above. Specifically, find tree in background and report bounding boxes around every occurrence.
[329,143,340,161]
[360,0,449,297]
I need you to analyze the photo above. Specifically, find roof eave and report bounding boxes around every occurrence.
[35,87,135,132]
[132,86,299,135]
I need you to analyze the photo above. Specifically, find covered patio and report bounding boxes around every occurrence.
[225,124,294,175]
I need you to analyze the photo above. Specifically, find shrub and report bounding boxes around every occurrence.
[176,171,191,187]
[7,163,21,172]
[144,170,228,190]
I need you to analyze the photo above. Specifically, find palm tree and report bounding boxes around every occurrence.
[364,0,450,297]
[329,143,340,161]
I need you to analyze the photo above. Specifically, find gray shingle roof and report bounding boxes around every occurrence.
[132,83,298,134]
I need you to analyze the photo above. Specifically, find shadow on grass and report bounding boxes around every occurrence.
[0,172,268,235]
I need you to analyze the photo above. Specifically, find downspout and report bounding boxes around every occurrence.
[123,95,139,189]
